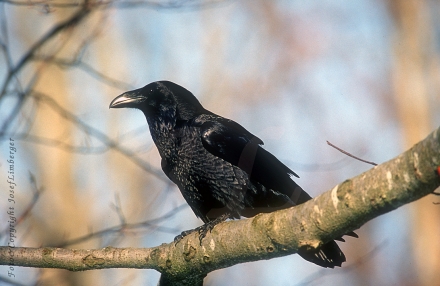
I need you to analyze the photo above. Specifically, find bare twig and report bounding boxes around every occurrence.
[53,203,188,248]
[28,91,167,180]
[0,1,93,139]
[31,11,134,91]
[0,0,230,11]
[327,140,378,166]
[2,133,113,154]
[111,194,127,226]
[0,173,42,239]
[44,56,134,90]
[0,1,92,100]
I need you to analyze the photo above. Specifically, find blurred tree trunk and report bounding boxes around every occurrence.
[390,0,440,285]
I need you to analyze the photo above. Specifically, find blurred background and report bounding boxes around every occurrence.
[0,0,439,285]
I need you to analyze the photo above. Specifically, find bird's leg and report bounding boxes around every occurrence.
[174,213,230,245]
[196,213,230,244]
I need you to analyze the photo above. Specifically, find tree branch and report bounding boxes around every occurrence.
[1,126,439,285]
[0,1,92,100]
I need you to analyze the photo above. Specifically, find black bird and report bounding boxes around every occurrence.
[109,81,354,268]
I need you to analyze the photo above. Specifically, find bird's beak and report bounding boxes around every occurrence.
[109,90,145,109]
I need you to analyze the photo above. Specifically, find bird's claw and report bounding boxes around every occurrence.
[174,229,193,245]
[174,213,230,246]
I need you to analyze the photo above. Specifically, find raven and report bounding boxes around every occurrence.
[110,81,353,268]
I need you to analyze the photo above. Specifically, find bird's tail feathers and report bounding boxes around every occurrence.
[297,241,346,268]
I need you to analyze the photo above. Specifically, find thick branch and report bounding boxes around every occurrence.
[1,126,439,285]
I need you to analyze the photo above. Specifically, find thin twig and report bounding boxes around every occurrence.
[327,140,377,166]
[0,1,93,138]
[0,173,42,239]
[0,0,230,11]
[29,91,167,180]
[0,1,92,100]
[53,204,188,247]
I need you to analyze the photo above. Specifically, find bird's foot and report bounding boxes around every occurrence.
[174,213,230,245]
[196,213,230,244]
[174,229,194,245]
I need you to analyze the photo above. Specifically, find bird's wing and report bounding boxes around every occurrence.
[199,117,311,206]
[201,115,358,240]
[199,118,263,173]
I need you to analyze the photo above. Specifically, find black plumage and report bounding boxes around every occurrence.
[109,81,352,268]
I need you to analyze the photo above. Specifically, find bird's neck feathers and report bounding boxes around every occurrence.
[143,103,177,147]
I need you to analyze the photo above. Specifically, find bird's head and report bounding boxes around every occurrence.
[109,81,205,121]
